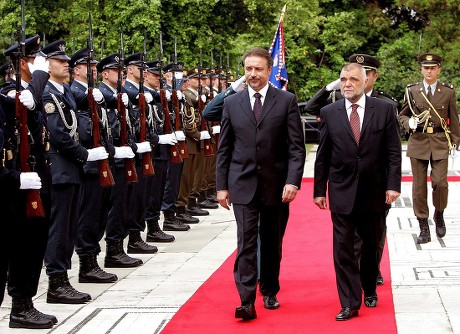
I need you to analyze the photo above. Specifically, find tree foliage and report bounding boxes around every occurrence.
[1,0,460,110]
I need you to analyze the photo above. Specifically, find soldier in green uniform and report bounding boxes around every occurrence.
[399,53,460,244]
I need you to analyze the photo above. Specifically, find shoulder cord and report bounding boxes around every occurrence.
[405,87,431,132]
[50,93,77,139]
[419,91,454,152]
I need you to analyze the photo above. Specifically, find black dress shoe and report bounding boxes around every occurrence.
[235,303,257,320]
[376,275,384,285]
[263,295,280,310]
[335,307,359,321]
[364,295,378,307]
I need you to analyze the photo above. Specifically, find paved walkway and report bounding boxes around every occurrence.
[1,145,460,333]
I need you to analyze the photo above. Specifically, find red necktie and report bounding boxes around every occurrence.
[350,104,360,144]
[253,92,262,121]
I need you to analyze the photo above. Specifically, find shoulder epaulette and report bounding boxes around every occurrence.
[406,82,419,88]
[441,82,454,89]
[377,90,398,102]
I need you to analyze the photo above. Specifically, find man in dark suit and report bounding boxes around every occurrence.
[216,47,306,320]
[314,63,401,321]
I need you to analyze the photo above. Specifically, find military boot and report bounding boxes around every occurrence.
[146,220,175,242]
[206,188,218,203]
[186,197,209,216]
[176,206,199,224]
[433,210,446,238]
[105,239,143,268]
[163,211,190,231]
[47,272,91,304]
[9,298,55,329]
[416,218,431,244]
[197,191,219,209]
[79,252,118,283]
[128,231,158,254]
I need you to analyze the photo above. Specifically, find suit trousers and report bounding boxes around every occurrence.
[233,200,289,304]
[45,183,81,275]
[331,210,385,310]
[106,167,134,241]
[75,173,112,256]
[410,157,448,218]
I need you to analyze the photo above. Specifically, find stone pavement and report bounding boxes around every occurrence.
[1,145,460,333]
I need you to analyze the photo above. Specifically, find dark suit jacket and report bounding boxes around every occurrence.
[314,96,401,214]
[216,85,306,205]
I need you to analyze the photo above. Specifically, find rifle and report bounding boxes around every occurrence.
[138,31,155,175]
[208,51,220,147]
[225,53,230,89]
[159,32,182,164]
[16,0,45,217]
[171,37,189,158]
[118,31,138,183]
[87,13,115,187]
[197,49,214,157]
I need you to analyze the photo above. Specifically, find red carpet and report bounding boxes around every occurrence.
[161,179,397,333]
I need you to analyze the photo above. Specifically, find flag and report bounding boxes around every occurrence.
[268,4,288,90]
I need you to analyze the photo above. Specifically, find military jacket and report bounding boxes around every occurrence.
[183,88,203,154]
[399,81,460,160]
[44,82,88,184]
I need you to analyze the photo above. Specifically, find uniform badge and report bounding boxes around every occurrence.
[45,103,56,114]
[356,55,365,64]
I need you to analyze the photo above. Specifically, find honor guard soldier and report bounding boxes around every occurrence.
[143,60,180,240]
[96,53,144,267]
[161,63,196,230]
[175,67,210,224]
[122,52,159,254]
[399,53,460,243]
[68,48,120,283]
[41,40,109,304]
[1,35,57,329]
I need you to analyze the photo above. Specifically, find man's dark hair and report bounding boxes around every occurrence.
[242,47,273,68]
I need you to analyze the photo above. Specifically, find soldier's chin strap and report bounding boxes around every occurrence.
[419,90,454,154]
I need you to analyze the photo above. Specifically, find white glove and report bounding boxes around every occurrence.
[19,90,35,110]
[159,134,178,145]
[325,78,341,91]
[174,130,186,141]
[114,146,135,159]
[19,172,42,190]
[92,88,104,103]
[27,55,49,74]
[176,90,183,100]
[200,130,211,140]
[144,92,153,104]
[87,146,109,162]
[201,95,207,103]
[165,90,171,101]
[136,141,152,153]
[231,75,246,91]
[211,125,221,134]
[122,93,129,107]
